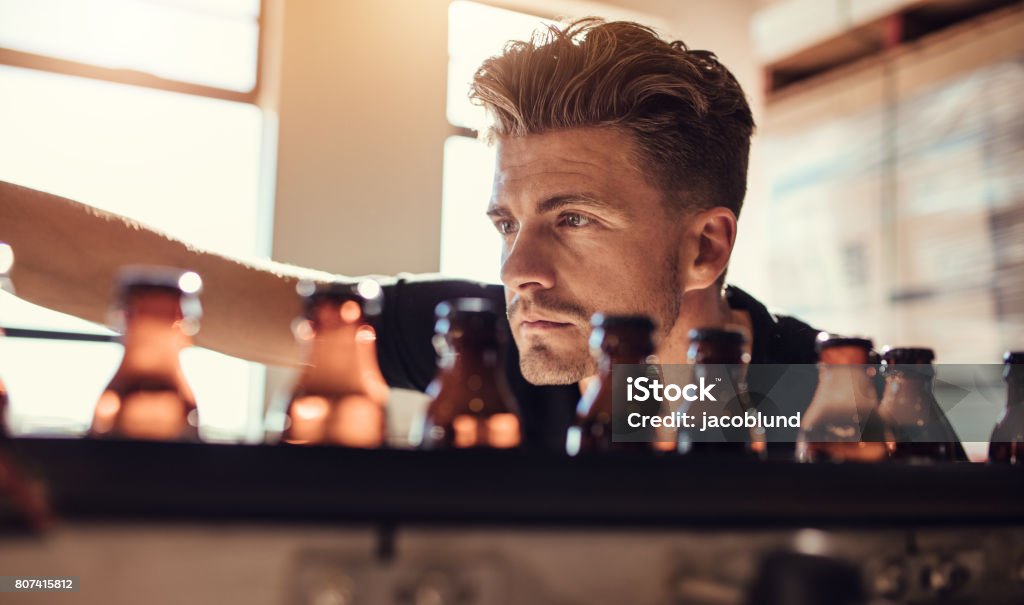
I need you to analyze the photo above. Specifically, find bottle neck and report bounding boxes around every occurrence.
[1007,369,1024,408]
[598,349,651,377]
[813,363,879,412]
[879,371,934,418]
[356,325,389,404]
[580,350,652,417]
[817,362,873,378]
[440,343,503,379]
[886,364,934,383]
[688,341,745,365]
[693,361,746,394]
[297,321,365,395]
[115,315,190,380]
[691,343,746,380]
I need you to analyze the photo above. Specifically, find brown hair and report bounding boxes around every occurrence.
[470,18,755,216]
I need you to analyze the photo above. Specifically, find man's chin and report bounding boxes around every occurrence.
[518,344,592,385]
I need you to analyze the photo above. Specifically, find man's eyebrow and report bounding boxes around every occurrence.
[486,193,617,219]
[485,205,512,219]
[535,193,612,214]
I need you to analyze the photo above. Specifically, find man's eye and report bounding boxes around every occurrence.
[560,213,592,228]
[494,219,517,235]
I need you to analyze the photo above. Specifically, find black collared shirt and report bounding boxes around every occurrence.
[375,275,822,451]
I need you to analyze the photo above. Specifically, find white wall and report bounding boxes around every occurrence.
[272,0,450,276]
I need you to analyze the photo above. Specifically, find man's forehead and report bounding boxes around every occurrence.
[490,128,648,205]
[494,127,640,174]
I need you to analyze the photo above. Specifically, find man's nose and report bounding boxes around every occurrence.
[500,226,556,295]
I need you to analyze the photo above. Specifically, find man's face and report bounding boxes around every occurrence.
[488,127,689,385]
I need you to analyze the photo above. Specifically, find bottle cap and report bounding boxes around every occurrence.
[435,297,496,318]
[882,347,935,365]
[115,265,203,321]
[117,265,202,294]
[688,327,747,346]
[591,313,656,333]
[297,279,383,319]
[433,298,503,352]
[111,266,202,333]
[815,332,873,353]
[434,297,500,334]
[589,314,656,357]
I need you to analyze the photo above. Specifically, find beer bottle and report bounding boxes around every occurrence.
[867,349,886,401]
[796,334,890,462]
[0,242,13,437]
[418,298,521,449]
[279,280,388,447]
[878,347,960,462]
[678,328,760,457]
[989,351,1024,464]
[0,242,54,530]
[566,314,658,455]
[89,267,203,441]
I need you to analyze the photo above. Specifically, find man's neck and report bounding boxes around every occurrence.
[657,285,752,364]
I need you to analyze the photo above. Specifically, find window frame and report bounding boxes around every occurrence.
[0,0,267,103]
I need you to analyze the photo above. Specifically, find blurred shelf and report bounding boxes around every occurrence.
[758,0,1021,98]
[5,437,1024,529]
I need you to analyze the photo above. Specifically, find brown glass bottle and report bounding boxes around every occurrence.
[678,328,760,457]
[796,334,890,463]
[418,299,521,449]
[0,240,11,436]
[878,347,961,462]
[0,242,14,438]
[279,280,388,447]
[89,267,203,441]
[0,371,7,439]
[0,243,54,529]
[566,314,659,455]
[989,351,1024,464]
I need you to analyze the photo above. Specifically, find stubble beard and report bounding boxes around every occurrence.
[519,337,595,385]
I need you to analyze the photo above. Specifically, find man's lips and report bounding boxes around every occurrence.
[518,316,575,331]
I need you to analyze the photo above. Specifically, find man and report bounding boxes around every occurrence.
[0,19,820,449]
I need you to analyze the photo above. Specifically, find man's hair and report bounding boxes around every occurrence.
[469,18,755,217]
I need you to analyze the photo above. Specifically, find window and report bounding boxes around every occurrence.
[0,0,260,92]
[0,0,269,441]
[440,1,554,284]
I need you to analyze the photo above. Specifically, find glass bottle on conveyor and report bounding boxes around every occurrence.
[989,351,1024,464]
[89,266,203,441]
[796,334,890,463]
[877,347,961,462]
[678,327,761,458]
[0,242,53,530]
[418,298,521,449]
[279,280,388,447]
[566,314,660,455]
[0,243,13,437]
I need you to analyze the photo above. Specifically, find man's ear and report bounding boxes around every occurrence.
[681,207,737,292]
